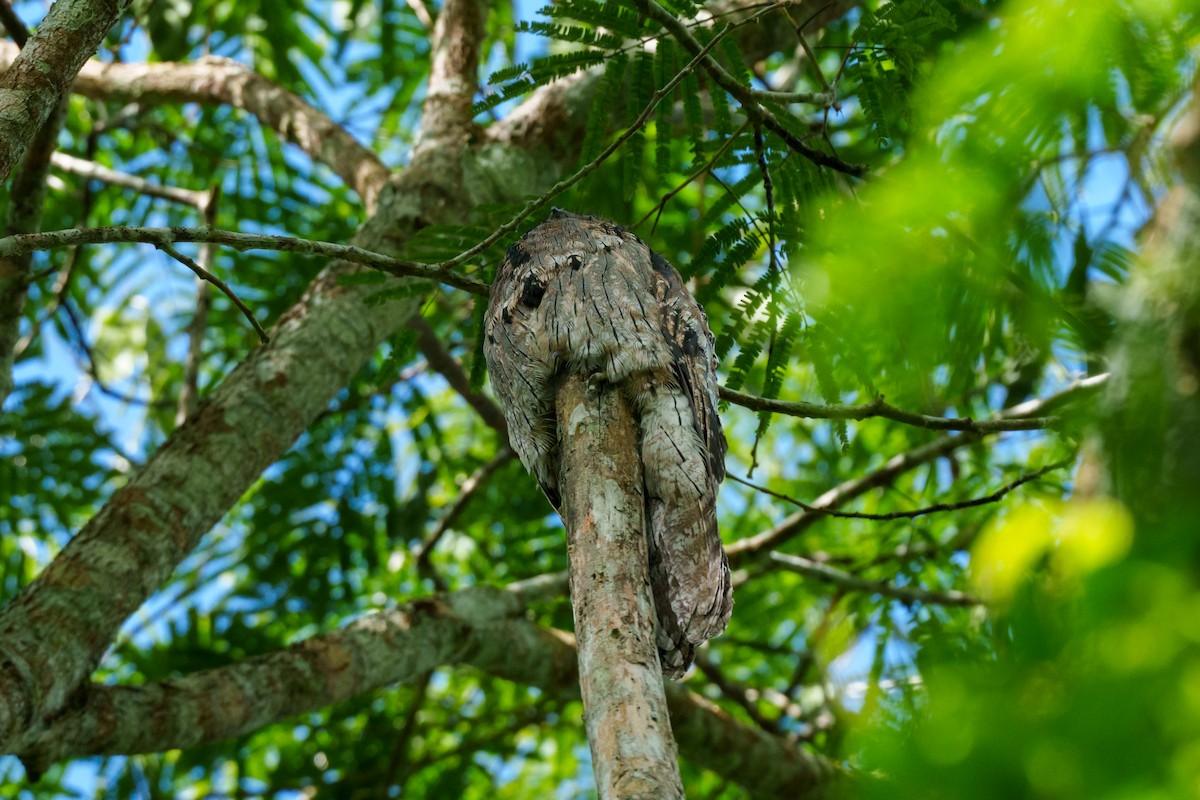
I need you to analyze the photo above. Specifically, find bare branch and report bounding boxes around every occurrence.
[728,457,1074,521]
[727,376,1106,563]
[765,552,982,607]
[727,435,975,564]
[0,226,489,296]
[557,374,685,798]
[641,0,866,177]
[51,152,209,207]
[18,585,837,800]
[720,385,1072,433]
[0,0,131,181]
[0,43,391,210]
[155,242,269,344]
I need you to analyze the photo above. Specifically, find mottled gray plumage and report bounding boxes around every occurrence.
[483,209,731,677]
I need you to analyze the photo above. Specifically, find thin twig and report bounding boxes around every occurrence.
[155,242,269,344]
[729,457,1074,521]
[379,673,432,793]
[727,375,1106,563]
[176,187,219,424]
[436,16,736,273]
[415,448,515,588]
[0,226,490,296]
[641,0,866,177]
[719,373,1109,433]
[782,5,837,99]
[766,552,983,607]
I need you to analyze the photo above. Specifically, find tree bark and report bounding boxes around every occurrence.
[0,42,390,209]
[0,0,130,181]
[557,374,685,800]
[0,0,488,753]
[16,584,836,799]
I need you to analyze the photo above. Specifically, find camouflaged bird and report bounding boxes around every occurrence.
[483,209,731,677]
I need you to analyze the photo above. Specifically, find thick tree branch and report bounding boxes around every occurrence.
[557,375,684,799]
[0,0,130,181]
[415,0,485,153]
[0,0,540,754]
[0,43,390,210]
[18,585,836,800]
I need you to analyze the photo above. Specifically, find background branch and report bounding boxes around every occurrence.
[0,226,489,296]
[17,585,835,799]
[0,43,391,210]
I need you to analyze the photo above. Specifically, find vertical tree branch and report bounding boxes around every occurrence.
[176,188,219,425]
[0,0,491,754]
[556,374,685,800]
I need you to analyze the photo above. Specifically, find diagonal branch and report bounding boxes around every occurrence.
[0,42,391,210]
[729,456,1074,521]
[0,0,131,181]
[726,376,1102,563]
[0,226,489,296]
[155,241,267,343]
[641,0,866,177]
[17,585,837,800]
[720,374,1108,432]
[764,553,983,607]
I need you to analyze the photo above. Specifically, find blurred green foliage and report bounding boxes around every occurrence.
[2,0,1199,797]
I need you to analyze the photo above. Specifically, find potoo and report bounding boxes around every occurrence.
[483,209,731,677]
